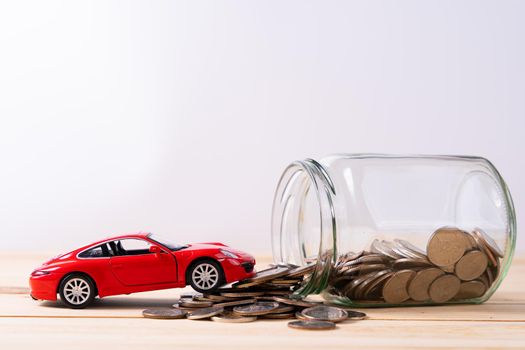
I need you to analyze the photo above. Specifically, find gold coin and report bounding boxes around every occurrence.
[287,264,316,278]
[440,264,456,273]
[352,270,391,300]
[202,293,229,302]
[339,263,388,276]
[469,230,499,267]
[382,270,416,304]
[427,227,469,267]
[262,312,296,319]
[393,258,432,270]
[455,250,488,281]
[428,274,461,303]
[363,270,394,299]
[407,268,445,301]
[454,280,487,300]
[473,228,503,258]
[269,304,295,314]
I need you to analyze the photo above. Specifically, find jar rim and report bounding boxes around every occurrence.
[271,158,337,295]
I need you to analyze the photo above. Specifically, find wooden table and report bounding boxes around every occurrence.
[1,252,524,349]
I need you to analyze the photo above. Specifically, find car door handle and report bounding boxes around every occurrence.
[113,264,124,269]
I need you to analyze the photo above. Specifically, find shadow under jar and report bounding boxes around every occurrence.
[271,154,516,307]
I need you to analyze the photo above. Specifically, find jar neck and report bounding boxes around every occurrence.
[271,158,337,295]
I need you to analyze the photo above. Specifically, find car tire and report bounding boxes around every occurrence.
[187,260,225,293]
[58,273,96,309]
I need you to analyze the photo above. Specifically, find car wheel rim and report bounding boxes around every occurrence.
[192,263,219,290]
[63,278,90,305]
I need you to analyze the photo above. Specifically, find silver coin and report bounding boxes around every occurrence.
[301,305,348,323]
[340,254,389,268]
[213,298,257,308]
[335,251,365,267]
[393,239,427,260]
[142,308,187,319]
[220,291,264,298]
[272,296,319,308]
[288,320,336,330]
[371,239,402,260]
[233,267,291,288]
[211,311,257,323]
[233,301,280,316]
[179,299,214,308]
[269,304,296,314]
[180,292,202,300]
[187,306,224,320]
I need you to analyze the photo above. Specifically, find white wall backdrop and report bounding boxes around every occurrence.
[0,1,523,254]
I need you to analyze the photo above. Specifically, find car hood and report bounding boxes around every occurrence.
[183,243,254,260]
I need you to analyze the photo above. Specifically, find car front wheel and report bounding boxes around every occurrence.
[188,260,224,292]
[59,274,96,309]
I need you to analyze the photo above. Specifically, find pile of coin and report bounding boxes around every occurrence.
[327,227,503,304]
[143,263,367,330]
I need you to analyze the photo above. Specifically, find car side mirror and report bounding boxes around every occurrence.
[149,245,161,254]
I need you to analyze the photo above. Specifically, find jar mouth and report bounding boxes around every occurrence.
[271,158,336,295]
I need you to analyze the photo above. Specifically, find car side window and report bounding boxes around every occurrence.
[116,239,152,256]
[78,244,110,258]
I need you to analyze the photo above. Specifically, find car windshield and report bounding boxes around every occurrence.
[148,234,187,251]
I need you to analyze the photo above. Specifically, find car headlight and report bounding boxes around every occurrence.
[31,270,50,277]
[220,249,239,259]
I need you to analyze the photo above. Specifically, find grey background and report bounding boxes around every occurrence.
[0,1,523,254]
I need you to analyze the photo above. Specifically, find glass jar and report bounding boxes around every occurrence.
[271,154,516,306]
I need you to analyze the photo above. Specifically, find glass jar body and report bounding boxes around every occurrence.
[271,154,516,307]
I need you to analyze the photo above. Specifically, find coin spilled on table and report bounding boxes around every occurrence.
[143,226,501,329]
[143,263,366,330]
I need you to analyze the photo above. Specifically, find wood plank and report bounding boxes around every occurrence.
[0,318,524,350]
[1,253,525,349]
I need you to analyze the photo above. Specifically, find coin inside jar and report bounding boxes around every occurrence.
[427,227,469,267]
[454,280,487,299]
[473,228,504,258]
[455,250,488,281]
[382,270,416,304]
[428,274,461,303]
[407,268,445,302]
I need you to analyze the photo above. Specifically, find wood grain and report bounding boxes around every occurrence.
[1,253,524,349]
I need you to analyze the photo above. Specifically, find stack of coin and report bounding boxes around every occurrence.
[143,264,367,330]
[327,227,503,304]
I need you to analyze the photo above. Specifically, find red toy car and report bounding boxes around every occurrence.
[29,233,256,308]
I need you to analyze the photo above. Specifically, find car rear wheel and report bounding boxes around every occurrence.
[59,274,96,309]
[188,260,224,292]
